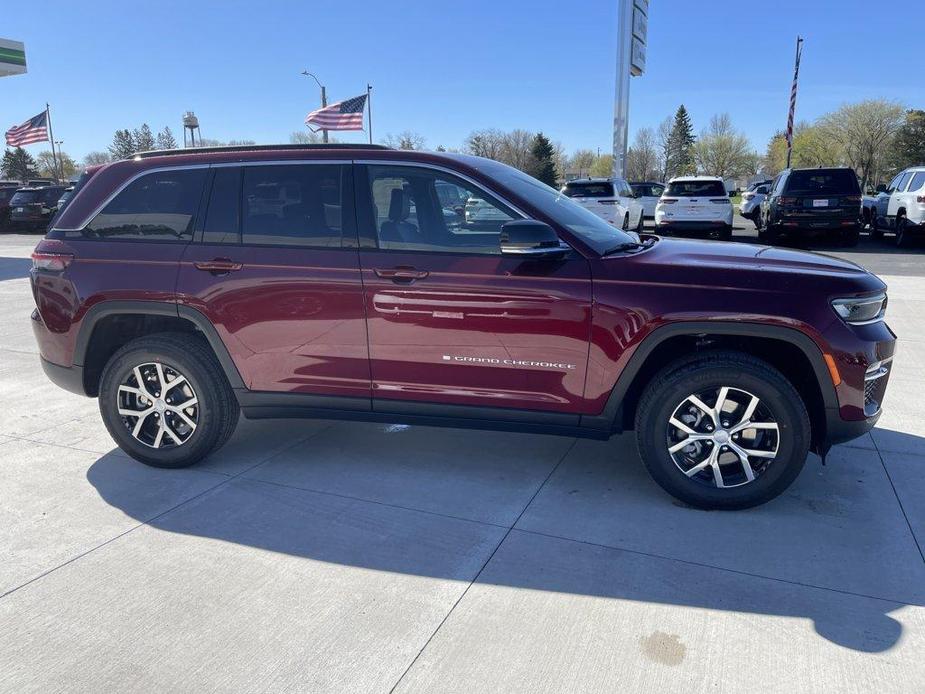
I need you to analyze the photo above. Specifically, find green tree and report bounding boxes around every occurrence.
[155,126,178,150]
[589,154,614,178]
[818,99,904,189]
[36,150,78,180]
[890,109,925,172]
[1,147,39,180]
[109,129,136,159]
[666,105,696,178]
[694,114,757,179]
[569,149,596,176]
[133,123,156,152]
[527,132,558,186]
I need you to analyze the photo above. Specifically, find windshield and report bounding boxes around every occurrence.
[666,180,727,197]
[484,161,635,254]
[785,169,860,196]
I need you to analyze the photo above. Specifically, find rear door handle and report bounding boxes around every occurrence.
[194,258,243,275]
[374,267,429,282]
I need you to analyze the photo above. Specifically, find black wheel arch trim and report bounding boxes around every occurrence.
[579,321,839,433]
[72,300,246,391]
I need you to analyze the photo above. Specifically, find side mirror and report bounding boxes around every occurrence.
[500,220,565,257]
[876,184,887,193]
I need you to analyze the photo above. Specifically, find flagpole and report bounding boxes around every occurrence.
[366,84,373,145]
[46,103,60,182]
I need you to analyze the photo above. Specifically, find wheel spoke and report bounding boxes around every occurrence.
[669,417,697,435]
[739,395,760,426]
[154,363,166,395]
[687,395,716,424]
[118,385,145,398]
[729,443,756,482]
[162,421,183,445]
[133,366,153,398]
[171,395,198,410]
[684,451,715,478]
[132,410,153,437]
[731,443,776,459]
[119,405,152,417]
[668,434,709,454]
[713,386,730,420]
[164,374,187,392]
[169,408,197,431]
[153,423,165,448]
[708,448,725,488]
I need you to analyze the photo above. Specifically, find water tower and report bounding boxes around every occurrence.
[182,111,201,147]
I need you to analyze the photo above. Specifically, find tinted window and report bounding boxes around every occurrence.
[909,172,925,192]
[784,169,860,195]
[630,184,649,197]
[85,169,206,240]
[666,180,727,197]
[365,165,515,254]
[562,182,615,198]
[243,164,345,247]
[11,191,39,204]
[894,172,912,192]
[650,184,665,196]
[203,167,241,244]
[0,188,15,204]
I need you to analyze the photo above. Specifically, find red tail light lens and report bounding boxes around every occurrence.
[31,251,73,272]
[779,197,798,206]
[842,195,862,205]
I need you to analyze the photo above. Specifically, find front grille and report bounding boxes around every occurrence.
[864,362,891,416]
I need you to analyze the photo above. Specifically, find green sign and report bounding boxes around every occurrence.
[0,38,26,77]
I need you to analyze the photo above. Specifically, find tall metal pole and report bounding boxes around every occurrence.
[366,84,373,145]
[612,0,633,179]
[785,36,803,169]
[320,85,328,143]
[45,104,59,182]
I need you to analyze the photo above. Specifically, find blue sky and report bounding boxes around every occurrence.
[2,0,920,162]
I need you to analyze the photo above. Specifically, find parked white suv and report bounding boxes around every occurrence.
[629,181,665,219]
[738,180,772,227]
[655,176,734,240]
[560,177,644,232]
[871,166,925,247]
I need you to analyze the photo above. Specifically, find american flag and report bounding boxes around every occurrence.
[5,110,49,147]
[785,38,803,147]
[305,93,367,131]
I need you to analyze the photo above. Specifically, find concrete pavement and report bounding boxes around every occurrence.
[1,230,924,692]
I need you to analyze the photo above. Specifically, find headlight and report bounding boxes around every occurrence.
[831,292,887,325]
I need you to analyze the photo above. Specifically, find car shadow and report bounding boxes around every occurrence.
[0,256,32,282]
[85,421,925,655]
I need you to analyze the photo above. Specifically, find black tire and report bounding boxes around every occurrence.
[895,214,911,248]
[870,212,883,240]
[842,225,860,247]
[98,332,239,468]
[757,212,778,245]
[750,211,761,230]
[719,224,733,242]
[634,351,810,510]
[622,214,630,231]
[635,212,645,233]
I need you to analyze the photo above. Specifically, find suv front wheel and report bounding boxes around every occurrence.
[99,333,239,468]
[635,352,810,509]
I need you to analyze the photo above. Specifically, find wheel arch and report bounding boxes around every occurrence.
[581,322,838,449]
[75,301,245,396]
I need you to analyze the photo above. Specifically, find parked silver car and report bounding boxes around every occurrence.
[629,181,665,219]
[739,180,772,227]
[870,167,925,247]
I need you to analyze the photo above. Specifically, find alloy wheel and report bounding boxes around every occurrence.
[117,362,199,448]
[666,386,780,489]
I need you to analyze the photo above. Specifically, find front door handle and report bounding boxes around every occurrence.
[194,258,243,275]
[374,266,429,282]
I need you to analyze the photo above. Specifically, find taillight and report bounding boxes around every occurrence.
[917,195,925,204]
[659,198,677,205]
[779,197,798,206]
[31,251,73,272]
[842,195,862,205]
[710,198,730,204]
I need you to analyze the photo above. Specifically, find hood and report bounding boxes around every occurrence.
[601,237,885,296]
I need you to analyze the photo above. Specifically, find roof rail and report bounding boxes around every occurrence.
[131,143,391,159]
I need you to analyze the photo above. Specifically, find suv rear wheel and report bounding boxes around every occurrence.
[98,333,239,468]
[635,352,810,509]
[895,214,911,248]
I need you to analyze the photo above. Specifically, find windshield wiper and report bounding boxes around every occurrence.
[601,240,649,256]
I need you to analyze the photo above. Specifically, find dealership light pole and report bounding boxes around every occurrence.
[613,0,647,179]
[302,70,328,143]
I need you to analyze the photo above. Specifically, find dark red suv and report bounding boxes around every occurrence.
[30,145,896,509]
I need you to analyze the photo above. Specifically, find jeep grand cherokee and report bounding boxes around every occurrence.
[30,144,896,509]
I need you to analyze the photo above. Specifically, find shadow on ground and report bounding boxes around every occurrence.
[0,256,32,282]
[85,421,925,655]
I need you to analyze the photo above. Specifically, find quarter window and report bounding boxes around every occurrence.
[365,165,516,254]
[242,164,346,247]
[84,169,206,240]
[908,172,925,192]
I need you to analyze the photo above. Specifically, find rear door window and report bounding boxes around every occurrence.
[908,172,925,192]
[242,164,346,247]
[202,167,241,244]
[895,172,912,192]
[84,169,207,240]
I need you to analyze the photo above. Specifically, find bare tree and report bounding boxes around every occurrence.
[818,99,905,189]
[569,149,596,176]
[464,128,506,160]
[290,130,336,144]
[655,116,672,181]
[693,113,757,180]
[625,127,658,180]
[83,151,112,167]
[382,130,426,150]
[500,129,535,170]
